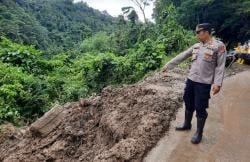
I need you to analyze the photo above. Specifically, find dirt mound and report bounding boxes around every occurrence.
[0,69,186,162]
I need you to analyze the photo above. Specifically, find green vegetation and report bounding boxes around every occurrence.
[0,0,116,53]
[3,0,248,125]
[154,0,250,46]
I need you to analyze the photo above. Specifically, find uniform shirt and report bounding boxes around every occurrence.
[166,37,226,86]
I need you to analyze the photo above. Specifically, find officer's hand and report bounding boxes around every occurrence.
[212,84,221,95]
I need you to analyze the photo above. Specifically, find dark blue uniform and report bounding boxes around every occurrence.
[183,79,211,119]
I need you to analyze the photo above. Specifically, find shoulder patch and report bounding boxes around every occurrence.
[218,44,226,54]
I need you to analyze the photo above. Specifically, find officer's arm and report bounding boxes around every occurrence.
[214,43,227,86]
[164,46,193,70]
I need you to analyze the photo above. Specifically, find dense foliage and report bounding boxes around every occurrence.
[0,36,168,124]
[0,0,201,124]
[0,37,51,124]
[0,0,116,53]
[154,0,250,46]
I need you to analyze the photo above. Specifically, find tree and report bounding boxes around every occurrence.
[79,32,112,53]
[122,6,139,24]
[154,0,250,46]
[0,0,116,53]
[128,0,153,23]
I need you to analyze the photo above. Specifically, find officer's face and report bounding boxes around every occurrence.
[196,30,209,42]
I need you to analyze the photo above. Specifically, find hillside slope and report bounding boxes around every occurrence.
[0,68,186,162]
[0,0,116,51]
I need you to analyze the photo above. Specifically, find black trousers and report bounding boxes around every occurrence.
[183,79,211,118]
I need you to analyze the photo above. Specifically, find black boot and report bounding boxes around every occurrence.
[191,117,206,144]
[175,110,193,131]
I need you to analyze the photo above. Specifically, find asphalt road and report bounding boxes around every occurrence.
[144,70,250,162]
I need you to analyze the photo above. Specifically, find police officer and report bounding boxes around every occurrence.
[162,23,226,144]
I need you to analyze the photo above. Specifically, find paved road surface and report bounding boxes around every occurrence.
[144,71,250,162]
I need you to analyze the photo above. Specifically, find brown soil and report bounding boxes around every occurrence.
[0,68,187,162]
[1,64,248,162]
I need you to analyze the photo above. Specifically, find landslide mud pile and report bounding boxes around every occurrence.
[0,69,186,162]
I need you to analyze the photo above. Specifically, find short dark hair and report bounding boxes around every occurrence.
[196,23,212,34]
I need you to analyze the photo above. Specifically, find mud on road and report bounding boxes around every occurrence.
[145,67,250,162]
[1,64,249,162]
[0,68,187,162]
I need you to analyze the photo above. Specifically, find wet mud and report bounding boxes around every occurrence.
[0,69,186,162]
[1,64,249,162]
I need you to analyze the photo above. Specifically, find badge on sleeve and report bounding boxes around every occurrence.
[219,45,225,54]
